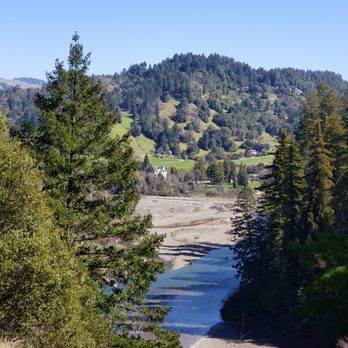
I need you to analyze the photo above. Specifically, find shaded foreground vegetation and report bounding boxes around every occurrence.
[222,83,348,347]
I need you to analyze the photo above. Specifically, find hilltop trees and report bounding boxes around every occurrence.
[34,34,173,343]
[113,53,347,152]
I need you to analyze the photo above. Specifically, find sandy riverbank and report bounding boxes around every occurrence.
[138,195,278,348]
[190,322,276,348]
[136,195,235,270]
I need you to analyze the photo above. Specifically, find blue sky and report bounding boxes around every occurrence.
[1,0,347,80]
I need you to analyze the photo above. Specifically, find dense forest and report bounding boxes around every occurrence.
[1,53,347,160]
[222,83,348,347]
[102,54,347,156]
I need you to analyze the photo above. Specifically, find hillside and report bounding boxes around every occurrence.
[100,53,347,161]
[0,77,43,89]
[2,54,347,162]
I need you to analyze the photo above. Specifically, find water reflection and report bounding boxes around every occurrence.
[146,247,240,337]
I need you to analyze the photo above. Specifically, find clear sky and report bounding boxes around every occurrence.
[1,0,347,80]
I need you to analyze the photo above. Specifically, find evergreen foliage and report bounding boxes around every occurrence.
[223,83,348,346]
[207,158,224,184]
[0,116,113,347]
[193,157,207,181]
[33,34,178,345]
[237,164,249,187]
[3,54,347,161]
[141,153,153,171]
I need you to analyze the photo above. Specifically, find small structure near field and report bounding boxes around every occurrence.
[153,166,167,179]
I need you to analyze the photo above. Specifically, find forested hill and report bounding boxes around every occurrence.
[2,54,347,158]
[99,54,347,157]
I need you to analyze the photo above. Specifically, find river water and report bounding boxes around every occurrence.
[146,247,240,347]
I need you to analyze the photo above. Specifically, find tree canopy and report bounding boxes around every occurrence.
[0,116,113,347]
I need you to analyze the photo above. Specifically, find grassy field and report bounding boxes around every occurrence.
[177,121,188,129]
[250,180,261,188]
[130,136,155,158]
[233,155,274,165]
[261,132,278,151]
[179,143,188,152]
[193,131,201,141]
[110,114,132,137]
[110,115,155,158]
[159,98,179,118]
[109,112,275,166]
[235,148,245,154]
[134,135,155,154]
[196,149,210,157]
[149,155,195,170]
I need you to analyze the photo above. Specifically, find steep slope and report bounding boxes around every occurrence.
[101,53,347,159]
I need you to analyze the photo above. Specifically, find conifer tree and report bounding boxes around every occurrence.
[0,117,113,347]
[237,164,249,187]
[226,86,348,345]
[229,184,273,315]
[263,129,289,233]
[329,90,348,234]
[223,158,236,184]
[334,89,348,234]
[194,157,207,181]
[35,33,165,336]
[232,185,258,285]
[322,90,345,183]
[297,90,320,155]
[207,158,224,184]
[295,89,348,341]
[283,138,307,244]
[232,163,238,188]
[298,86,342,234]
[306,121,334,237]
[257,131,307,310]
[131,113,142,136]
[141,153,153,171]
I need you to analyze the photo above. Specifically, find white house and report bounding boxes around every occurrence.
[153,166,167,179]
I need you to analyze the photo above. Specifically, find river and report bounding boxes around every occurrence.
[146,247,240,347]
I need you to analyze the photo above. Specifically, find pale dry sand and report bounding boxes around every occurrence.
[137,196,276,348]
[190,322,276,348]
[136,195,235,270]
[191,337,275,348]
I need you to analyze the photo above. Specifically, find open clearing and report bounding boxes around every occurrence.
[149,156,195,170]
[233,155,274,165]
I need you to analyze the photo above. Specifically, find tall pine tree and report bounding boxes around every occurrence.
[306,121,334,238]
[35,33,167,338]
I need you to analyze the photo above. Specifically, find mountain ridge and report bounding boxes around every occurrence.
[0,77,44,90]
